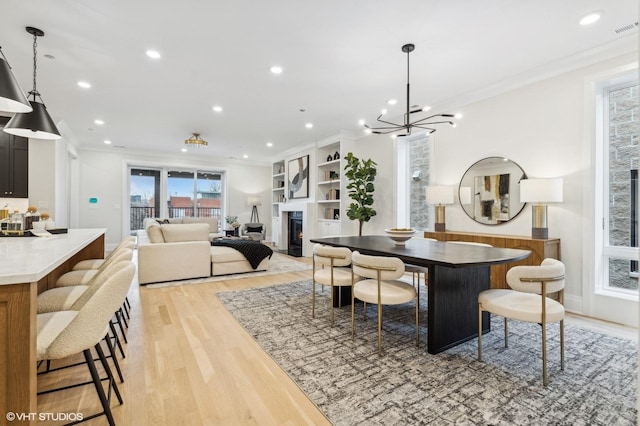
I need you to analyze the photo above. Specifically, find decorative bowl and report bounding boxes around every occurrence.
[384,228,416,245]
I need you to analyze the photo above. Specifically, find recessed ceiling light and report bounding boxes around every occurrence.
[146,49,161,59]
[266,142,273,147]
[94,119,105,125]
[77,81,91,89]
[270,65,283,74]
[305,123,313,129]
[181,148,187,152]
[212,105,223,112]
[103,140,111,145]
[579,11,602,26]
[243,154,248,159]
[387,99,397,105]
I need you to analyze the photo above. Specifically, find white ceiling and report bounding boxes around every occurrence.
[1,0,637,164]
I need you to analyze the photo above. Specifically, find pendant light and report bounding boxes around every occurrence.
[3,27,61,140]
[0,47,32,113]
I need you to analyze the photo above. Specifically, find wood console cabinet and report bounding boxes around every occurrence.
[423,230,560,289]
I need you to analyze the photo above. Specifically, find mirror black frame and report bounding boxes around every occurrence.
[458,156,527,225]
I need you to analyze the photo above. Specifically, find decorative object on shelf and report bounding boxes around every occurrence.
[520,178,563,239]
[248,195,262,223]
[225,215,241,231]
[360,43,460,137]
[278,164,285,174]
[426,185,454,232]
[459,157,527,225]
[326,154,333,162]
[344,152,377,236]
[0,46,32,113]
[4,27,62,140]
[184,132,208,148]
[2,211,24,235]
[24,205,39,230]
[333,151,340,160]
[384,228,416,245]
[288,155,309,199]
[40,212,55,230]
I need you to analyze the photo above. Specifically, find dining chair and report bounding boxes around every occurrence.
[312,244,358,326]
[351,251,419,356]
[72,236,136,270]
[477,258,565,386]
[404,237,437,291]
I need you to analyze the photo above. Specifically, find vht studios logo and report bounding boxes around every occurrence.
[6,412,84,422]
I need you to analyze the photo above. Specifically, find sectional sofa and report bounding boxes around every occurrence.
[137,217,271,285]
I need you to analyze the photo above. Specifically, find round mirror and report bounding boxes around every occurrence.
[459,157,527,225]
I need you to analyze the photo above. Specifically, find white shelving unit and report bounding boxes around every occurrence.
[271,160,286,246]
[315,135,354,237]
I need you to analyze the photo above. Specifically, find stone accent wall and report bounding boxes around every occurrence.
[608,84,638,290]
[409,136,431,230]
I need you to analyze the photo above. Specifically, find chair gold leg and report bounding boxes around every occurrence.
[330,283,334,327]
[351,288,355,340]
[312,279,316,318]
[415,284,419,346]
[478,303,483,361]
[560,319,565,371]
[377,304,383,356]
[542,320,548,387]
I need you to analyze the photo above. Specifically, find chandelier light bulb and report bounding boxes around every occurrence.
[422,106,431,112]
[454,113,463,119]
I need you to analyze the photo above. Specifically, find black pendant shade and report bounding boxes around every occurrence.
[4,100,61,140]
[0,52,32,113]
[2,26,62,140]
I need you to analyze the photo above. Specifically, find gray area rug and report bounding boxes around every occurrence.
[145,253,311,288]
[217,280,638,425]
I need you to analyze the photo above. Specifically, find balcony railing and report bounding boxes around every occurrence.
[130,206,222,231]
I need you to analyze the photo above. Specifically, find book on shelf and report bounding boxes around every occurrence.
[324,170,339,181]
[325,208,340,220]
[326,189,340,200]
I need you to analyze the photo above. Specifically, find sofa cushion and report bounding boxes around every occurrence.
[211,246,246,263]
[167,218,183,224]
[147,224,165,243]
[161,223,209,242]
[183,216,219,233]
[246,226,263,233]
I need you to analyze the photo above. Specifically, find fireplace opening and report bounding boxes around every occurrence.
[288,211,303,257]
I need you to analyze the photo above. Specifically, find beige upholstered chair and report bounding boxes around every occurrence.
[241,222,266,241]
[477,258,565,386]
[57,247,133,287]
[312,244,358,326]
[351,251,419,356]
[404,237,437,290]
[72,236,136,270]
[37,262,135,425]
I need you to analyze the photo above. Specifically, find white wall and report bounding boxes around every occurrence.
[353,51,637,317]
[74,149,271,248]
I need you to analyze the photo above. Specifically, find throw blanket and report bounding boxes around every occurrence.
[211,239,273,269]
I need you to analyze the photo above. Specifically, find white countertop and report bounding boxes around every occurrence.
[0,228,106,285]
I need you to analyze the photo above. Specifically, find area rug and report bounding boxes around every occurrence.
[145,253,311,288]
[217,280,638,425]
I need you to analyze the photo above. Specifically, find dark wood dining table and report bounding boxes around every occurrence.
[309,235,531,354]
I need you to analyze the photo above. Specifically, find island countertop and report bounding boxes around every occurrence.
[0,228,107,285]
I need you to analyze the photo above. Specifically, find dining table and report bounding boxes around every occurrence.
[309,235,531,354]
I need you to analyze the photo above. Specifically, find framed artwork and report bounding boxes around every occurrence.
[288,155,309,199]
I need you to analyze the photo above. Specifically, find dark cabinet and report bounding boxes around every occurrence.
[0,117,29,198]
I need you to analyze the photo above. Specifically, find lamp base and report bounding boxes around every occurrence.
[531,227,549,239]
[435,223,446,232]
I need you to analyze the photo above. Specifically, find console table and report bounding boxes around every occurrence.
[424,231,560,289]
[0,229,105,424]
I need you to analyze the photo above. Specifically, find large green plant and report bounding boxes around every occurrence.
[344,152,377,236]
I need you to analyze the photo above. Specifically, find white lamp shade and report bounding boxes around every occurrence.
[425,185,454,205]
[520,178,563,203]
[459,187,472,205]
[247,195,262,206]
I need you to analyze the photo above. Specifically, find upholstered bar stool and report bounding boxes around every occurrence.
[37,262,135,426]
[351,251,419,356]
[72,236,136,270]
[477,258,565,386]
[312,244,359,327]
[57,246,134,287]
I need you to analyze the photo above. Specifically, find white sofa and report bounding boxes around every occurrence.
[142,216,223,240]
[137,221,270,285]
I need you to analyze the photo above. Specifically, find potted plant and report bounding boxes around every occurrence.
[344,152,377,236]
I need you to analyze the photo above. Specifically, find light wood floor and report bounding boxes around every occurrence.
[36,254,637,425]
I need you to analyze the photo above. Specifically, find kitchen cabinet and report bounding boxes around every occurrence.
[0,117,29,198]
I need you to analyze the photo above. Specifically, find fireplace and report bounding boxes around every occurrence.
[288,211,303,257]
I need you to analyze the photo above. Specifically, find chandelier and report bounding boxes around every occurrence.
[184,132,208,148]
[363,43,460,137]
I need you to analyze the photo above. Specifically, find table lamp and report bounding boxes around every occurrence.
[426,185,454,232]
[248,195,262,223]
[520,178,563,239]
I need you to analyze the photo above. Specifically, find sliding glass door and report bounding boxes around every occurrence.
[130,168,161,232]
